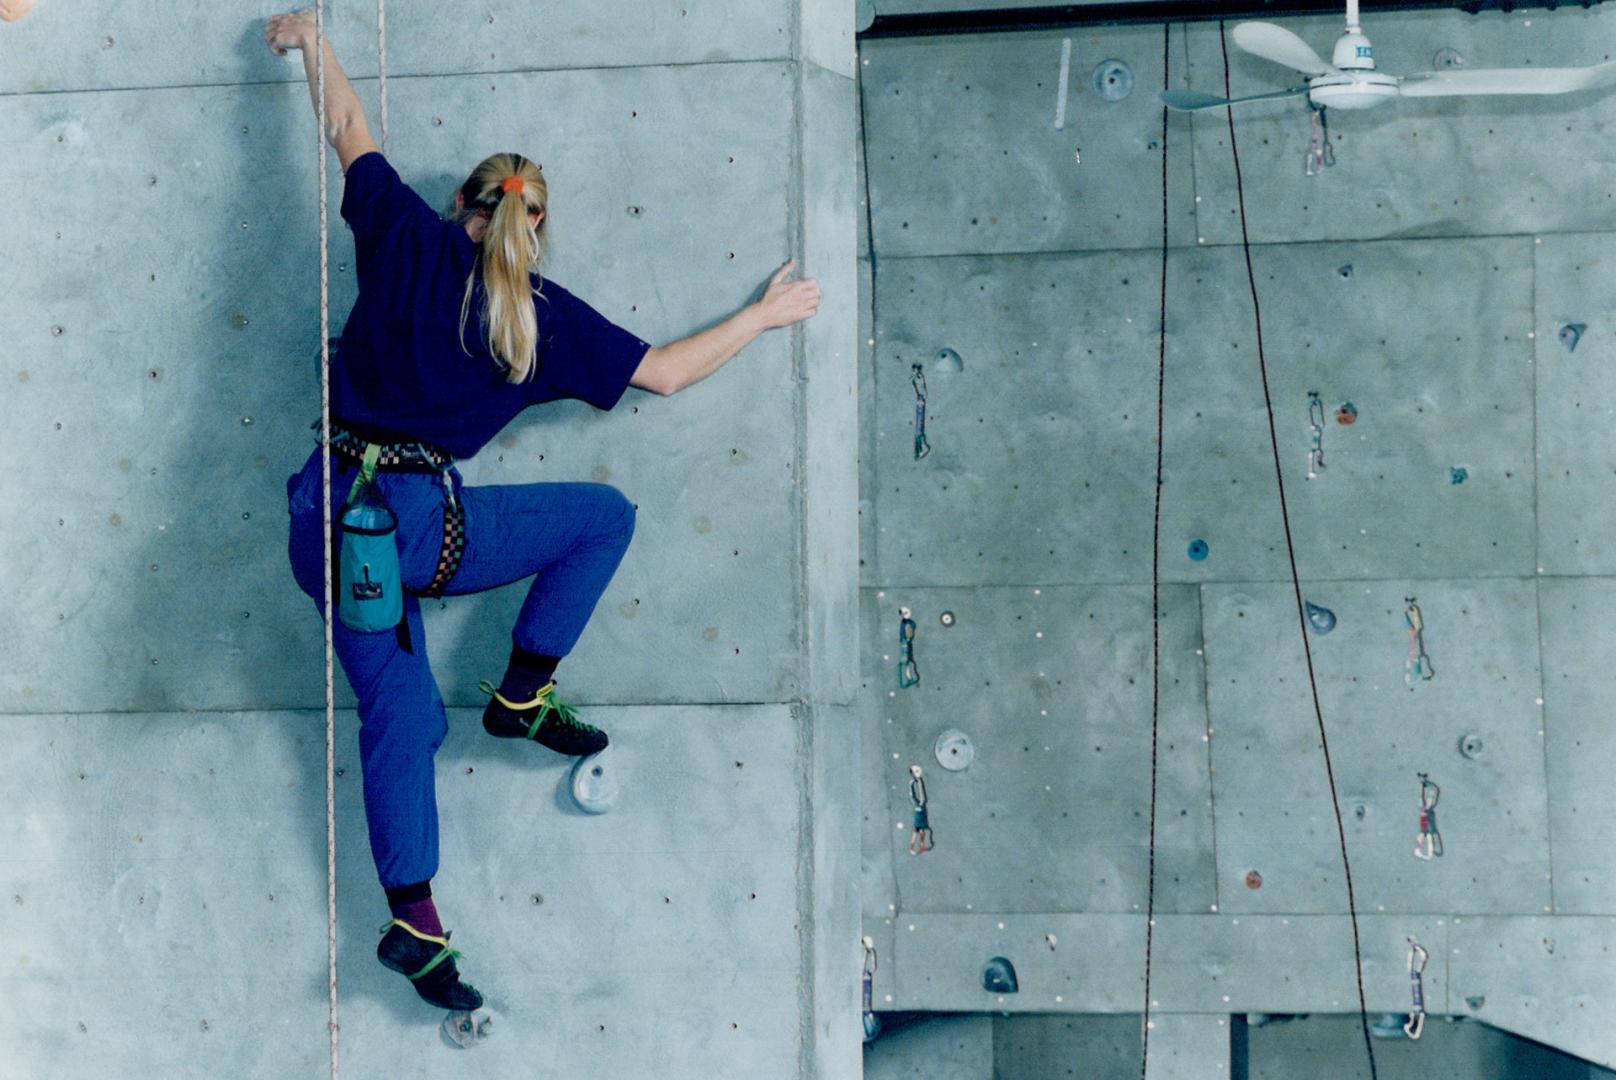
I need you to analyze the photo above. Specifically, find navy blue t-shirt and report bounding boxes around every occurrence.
[332,151,651,459]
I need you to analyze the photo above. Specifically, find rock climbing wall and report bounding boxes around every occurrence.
[0,2,858,1077]
[859,6,1616,1077]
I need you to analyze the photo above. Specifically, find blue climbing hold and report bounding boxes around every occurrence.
[1305,601,1337,635]
[1559,323,1586,353]
[1450,467,1468,486]
[1187,539,1209,562]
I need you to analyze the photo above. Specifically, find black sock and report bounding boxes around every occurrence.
[496,645,561,705]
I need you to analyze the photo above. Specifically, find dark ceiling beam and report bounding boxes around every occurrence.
[861,0,1601,36]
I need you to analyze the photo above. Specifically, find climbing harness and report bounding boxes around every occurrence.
[861,937,880,1042]
[321,421,466,601]
[1414,773,1442,860]
[1306,390,1326,479]
[1405,599,1434,684]
[907,764,933,855]
[1305,105,1335,177]
[897,608,919,688]
[911,363,931,461]
[1404,938,1428,1039]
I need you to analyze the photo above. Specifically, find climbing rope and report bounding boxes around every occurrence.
[1138,23,1168,1079]
[1218,22,1377,1079]
[313,1,339,1075]
[318,3,391,1075]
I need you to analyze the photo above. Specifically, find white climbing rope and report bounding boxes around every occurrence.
[319,6,390,1074]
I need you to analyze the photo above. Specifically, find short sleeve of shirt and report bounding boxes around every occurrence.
[532,281,652,412]
[340,152,457,318]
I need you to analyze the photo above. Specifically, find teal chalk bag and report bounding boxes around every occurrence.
[337,444,403,634]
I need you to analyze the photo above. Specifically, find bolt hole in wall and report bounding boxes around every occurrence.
[860,2,1616,1078]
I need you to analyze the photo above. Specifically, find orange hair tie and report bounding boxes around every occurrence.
[501,175,525,195]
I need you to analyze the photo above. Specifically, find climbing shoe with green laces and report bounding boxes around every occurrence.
[479,679,609,756]
[376,919,484,1012]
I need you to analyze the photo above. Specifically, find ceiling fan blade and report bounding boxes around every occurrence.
[1231,21,1338,78]
[1399,60,1616,97]
[1161,86,1310,111]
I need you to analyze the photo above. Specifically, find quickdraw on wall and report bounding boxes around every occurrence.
[911,363,931,461]
[1405,598,1434,683]
[1404,938,1429,1039]
[1307,390,1327,479]
[1414,772,1443,860]
[897,607,919,689]
[1304,104,1335,176]
[908,764,934,855]
[861,937,881,1042]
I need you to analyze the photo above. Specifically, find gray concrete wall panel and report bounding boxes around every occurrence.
[861,28,1197,258]
[1161,238,1535,585]
[1203,580,1552,915]
[2,714,329,1078]
[0,62,804,713]
[870,251,1162,586]
[1539,579,1616,915]
[994,1013,1146,1080]
[0,2,795,95]
[864,1012,993,1080]
[1185,9,1616,247]
[1449,915,1616,1069]
[1536,233,1616,576]
[1143,1012,1232,1080]
[862,584,1215,915]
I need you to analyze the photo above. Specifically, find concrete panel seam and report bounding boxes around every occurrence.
[1196,584,1222,916]
[1534,579,1559,915]
[0,58,794,102]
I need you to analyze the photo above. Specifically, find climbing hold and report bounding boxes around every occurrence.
[939,610,956,627]
[982,956,1020,994]
[1305,601,1337,635]
[1433,47,1465,69]
[1336,402,1358,425]
[1245,870,1263,890]
[570,750,618,815]
[1338,264,1353,279]
[1457,733,1484,760]
[441,1006,495,1049]
[933,347,965,374]
[1449,467,1468,485]
[934,729,975,772]
[1558,322,1586,353]
[1466,996,1486,1011]
[1092,59,1134,101]
[1369,1013,1407,1039]
[1187,539,1209,562]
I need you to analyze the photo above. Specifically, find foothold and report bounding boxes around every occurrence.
[1542,937,1556,955]
[1458,734,1484,760]
[1092,59,1134,101]
[934,729,976,772]
[1245,870,1263,889]
[1466,996,1485,1011]
[1369,1012,1409,1039]
[982,956,1019,994]
[441,1006,495,1048]
[1305,601,1337,635]
[1558,322,1586,353]
[570,750,618,815]
[1187,539,1209,562]
[1433,47,1465,69]
[1355,804,1367,821]
[933,347,965,374]
[1338,264,1353,279]
[939,611,956,627]
[1450,467,1468,486]
[1336,402,1358,425]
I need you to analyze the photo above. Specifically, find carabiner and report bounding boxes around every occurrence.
[908,765,933,855]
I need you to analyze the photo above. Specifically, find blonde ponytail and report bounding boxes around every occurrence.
[453,152,548,382]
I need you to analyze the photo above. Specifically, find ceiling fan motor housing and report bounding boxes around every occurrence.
[1332,28,1376,70]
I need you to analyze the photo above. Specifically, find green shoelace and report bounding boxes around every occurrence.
[477,680,598,740]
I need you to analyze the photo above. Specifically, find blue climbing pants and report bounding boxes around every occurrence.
[285,447,636,889]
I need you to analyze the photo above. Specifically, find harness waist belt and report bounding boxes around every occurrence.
[312,418,455,473]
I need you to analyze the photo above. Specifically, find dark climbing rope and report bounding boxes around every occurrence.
[1217,21,1378,1080]
[1139,21,1169,1080]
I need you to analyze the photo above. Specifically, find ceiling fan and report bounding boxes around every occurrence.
[1162,0,1616,112]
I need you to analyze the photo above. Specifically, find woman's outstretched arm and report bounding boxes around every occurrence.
[266,9,379,170]
[631,260,821,396]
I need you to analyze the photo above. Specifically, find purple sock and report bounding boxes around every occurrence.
[385,882,443,937]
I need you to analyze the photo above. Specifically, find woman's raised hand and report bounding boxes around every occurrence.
[265,9,318,56]
[756,260,821,329]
